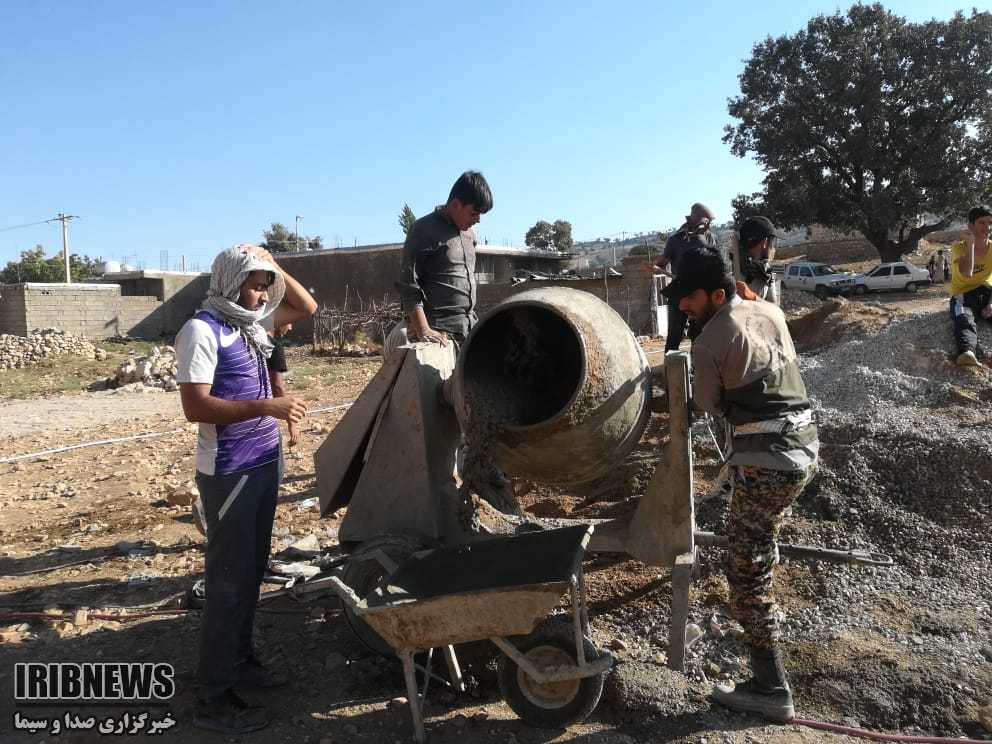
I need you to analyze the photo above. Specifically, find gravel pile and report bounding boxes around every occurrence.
[0,328,107,369]
[110,346,178,391]
[798,307,992,416]
[591,302,992,738]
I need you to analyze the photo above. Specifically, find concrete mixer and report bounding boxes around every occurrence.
[313,285,890,671]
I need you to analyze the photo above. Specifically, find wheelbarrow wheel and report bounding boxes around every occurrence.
[341,531,435,657]
[498,621,605,728]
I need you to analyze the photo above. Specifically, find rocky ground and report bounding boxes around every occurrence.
[1,284,991,743]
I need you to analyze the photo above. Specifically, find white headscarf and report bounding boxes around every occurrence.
[202,244,286,358]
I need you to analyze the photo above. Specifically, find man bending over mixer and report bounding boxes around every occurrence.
[662,244,819,723]
[392,171,518,524]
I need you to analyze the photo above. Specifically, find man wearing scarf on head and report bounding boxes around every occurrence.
[176,244,317,734]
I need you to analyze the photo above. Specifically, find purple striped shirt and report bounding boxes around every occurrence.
[175,310,281,475]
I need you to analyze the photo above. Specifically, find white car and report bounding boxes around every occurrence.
[853,262,930,295]
[782,261,857,296]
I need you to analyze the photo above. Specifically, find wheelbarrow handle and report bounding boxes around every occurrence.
[324,575,366,612]
[777,543,894,567]
[693,532,894,567]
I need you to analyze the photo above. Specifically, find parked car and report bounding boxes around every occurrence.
[781,261,857,296]
[852,261,930,294]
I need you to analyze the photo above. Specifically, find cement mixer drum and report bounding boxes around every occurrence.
[453,286,652,485]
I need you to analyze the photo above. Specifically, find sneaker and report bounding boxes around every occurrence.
[957,350,979,366]
[712,679,795,723]
[237,657,287,688]
[193,689,269,734]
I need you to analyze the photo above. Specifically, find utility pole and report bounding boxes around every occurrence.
[50,213,78,283]
[295,215,303,252]
[181,254,186,272]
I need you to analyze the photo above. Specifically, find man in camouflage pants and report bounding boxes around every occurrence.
[663,239,818,722]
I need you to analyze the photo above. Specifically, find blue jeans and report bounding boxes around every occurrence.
[195,460,280,700]
[950,285,992,355]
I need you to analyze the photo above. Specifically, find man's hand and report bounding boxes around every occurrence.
[287,421,302,447]
[407,306,448,345]
[266,395,307,423]
[409,325,449,345]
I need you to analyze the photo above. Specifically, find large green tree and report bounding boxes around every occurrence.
[525,219,574,252]
[524,220,554,250]
[725,5,992,262]
[551,220,574,252]
[0,246,101,283]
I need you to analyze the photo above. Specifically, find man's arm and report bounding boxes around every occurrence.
[396,222,448,344]
[179,383,306,425]
[956,237,975,278]
[689,345,724,415]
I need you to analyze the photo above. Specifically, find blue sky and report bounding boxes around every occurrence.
[0,1,968,271]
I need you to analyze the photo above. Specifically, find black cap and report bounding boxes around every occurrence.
[661,245,734,302]
[739,216,782,244]
[968,206,992,223]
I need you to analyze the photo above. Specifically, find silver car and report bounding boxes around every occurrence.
[782,261,856,297]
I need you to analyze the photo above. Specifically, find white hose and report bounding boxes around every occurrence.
[0,402,353,464]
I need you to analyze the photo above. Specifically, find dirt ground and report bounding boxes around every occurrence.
[1,281,990,743]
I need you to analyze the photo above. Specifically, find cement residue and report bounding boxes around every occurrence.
[602,660,691,718]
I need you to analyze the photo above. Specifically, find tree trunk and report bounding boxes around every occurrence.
[863,220,948,264]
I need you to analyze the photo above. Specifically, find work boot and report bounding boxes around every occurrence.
[712,649,794,723]
[193,689,269,734]
[237,656,287,688]
[957,350,979,366]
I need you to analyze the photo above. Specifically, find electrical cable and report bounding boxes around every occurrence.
[0,219,53,233]
[0,402,353,464]
[791,717,989,743]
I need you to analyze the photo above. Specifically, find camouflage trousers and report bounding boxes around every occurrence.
[727,463,817,652]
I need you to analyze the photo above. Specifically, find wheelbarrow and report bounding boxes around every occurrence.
[327,525,612,742]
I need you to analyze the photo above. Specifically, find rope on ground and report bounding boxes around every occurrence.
[791,717,989,743]
[0,402,354,465]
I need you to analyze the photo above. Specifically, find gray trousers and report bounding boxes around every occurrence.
[195,460,280,700]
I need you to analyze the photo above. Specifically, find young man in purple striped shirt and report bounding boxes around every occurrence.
[176,244,316,734]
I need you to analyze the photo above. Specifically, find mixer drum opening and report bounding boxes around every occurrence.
[462,305,584,427]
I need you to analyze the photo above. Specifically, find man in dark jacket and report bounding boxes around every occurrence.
[395,171,492,347]
[655,203,717,351]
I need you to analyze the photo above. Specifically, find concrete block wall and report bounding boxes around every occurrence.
[477,267,656,336]
[22,284,126,338]
[0,284,29,336]
[119,296,166,338]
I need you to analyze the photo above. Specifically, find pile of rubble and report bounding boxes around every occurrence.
[0,328,108,370]
[110,346,178,392]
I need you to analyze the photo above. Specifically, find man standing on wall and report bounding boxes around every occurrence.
[391,171,519,521]
[655,203,717,351]
[394,170,493,348]
[176,244,317,734]
[663,244,818,722]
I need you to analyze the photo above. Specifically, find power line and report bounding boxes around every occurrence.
[0,219,53,233]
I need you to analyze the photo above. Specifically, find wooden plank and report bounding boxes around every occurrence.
[314,349,407,516]
[338,342,460,545]
[625,351,695,566]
